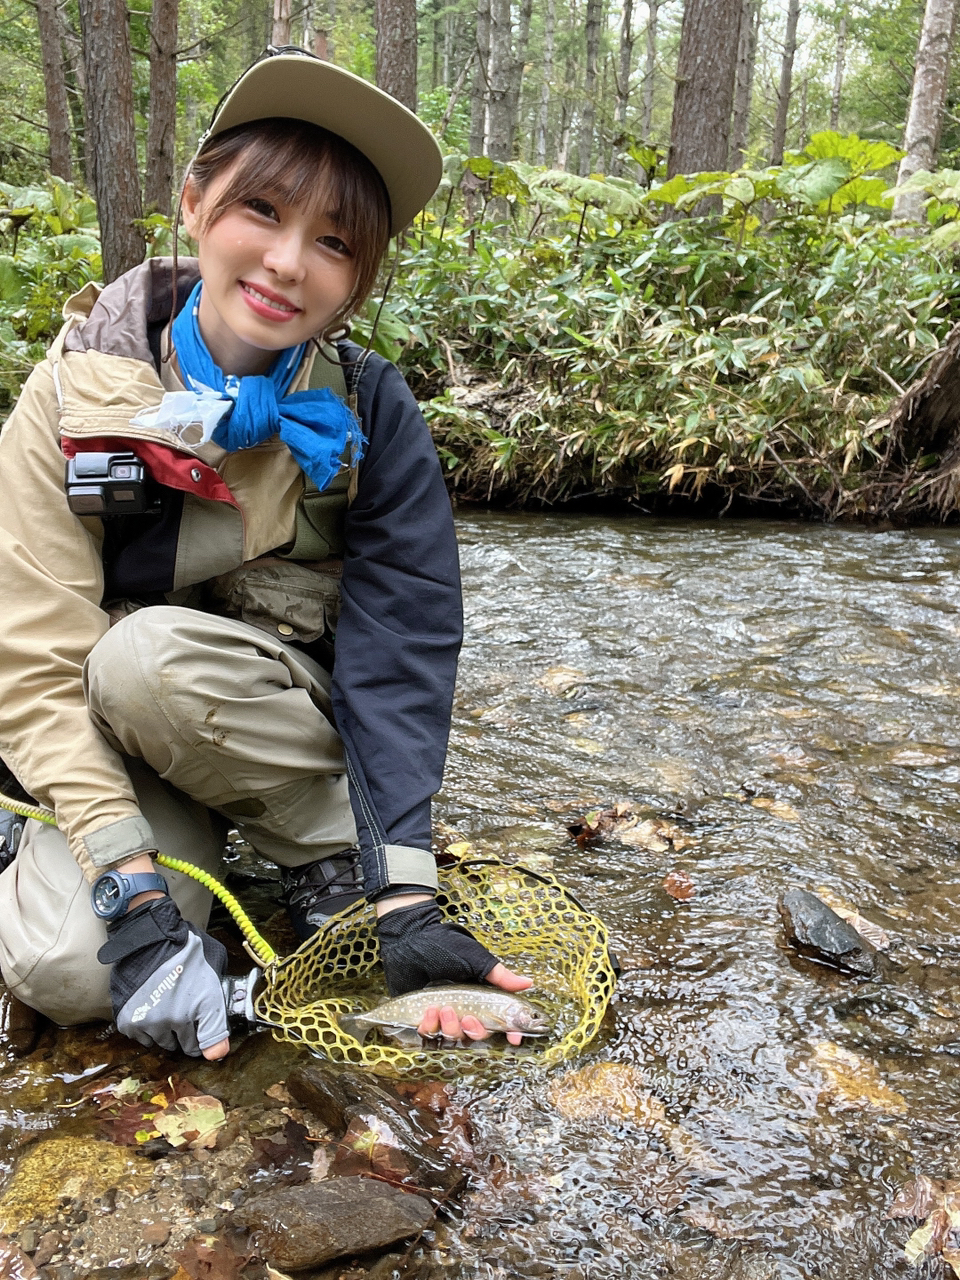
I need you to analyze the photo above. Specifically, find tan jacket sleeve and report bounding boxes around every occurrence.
[0,361,155,881]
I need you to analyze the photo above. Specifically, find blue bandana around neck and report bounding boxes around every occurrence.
[170,281,363,491]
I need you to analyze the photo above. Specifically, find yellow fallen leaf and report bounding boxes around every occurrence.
[538,665,587,695]
[811,1042,906,1114]
[572,737,604,755]
[445,841,474,859]
[751,797,800,821]
[153,1094,226,1150]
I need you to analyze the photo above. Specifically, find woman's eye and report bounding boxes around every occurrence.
[318,235,351,256]
[246,199,278,220]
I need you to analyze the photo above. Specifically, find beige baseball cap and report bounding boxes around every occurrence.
[201,47,443,235]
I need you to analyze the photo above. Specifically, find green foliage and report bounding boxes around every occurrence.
[0,178,101,404]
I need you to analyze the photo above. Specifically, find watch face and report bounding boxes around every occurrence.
[93,874,123,917]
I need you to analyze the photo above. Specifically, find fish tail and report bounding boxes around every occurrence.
[338,1013,370,1045]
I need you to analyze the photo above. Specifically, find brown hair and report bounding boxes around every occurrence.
[186,117,392,332]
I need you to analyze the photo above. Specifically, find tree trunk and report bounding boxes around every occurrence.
[668,0,742,176]
[505,0,532,157]
[59,8,89,184]
[642,0,658,141]
[77,0,144,281]
[375,0,417,110]
[469,0,491,155]
[610,0,634,172]
[272,0,290,46]
[729,0,758,167]
[36,0,73,180]
[830,14,847,130]
[144,0,178,215]
[485,0,512,158]
[578,0,602,175]
[534,0,556,164]
[769,0,800,164]
[894,0,959,219]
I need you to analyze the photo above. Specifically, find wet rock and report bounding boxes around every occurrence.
[29,1231,59,1268]
[777,889,879,975]
[235,1176,433,1271]
[141,1222,170,1247]
[0,990,41,1058]
[19,1229,37,1254]
[287,1066,467,1195]
[0,1235,39,1278]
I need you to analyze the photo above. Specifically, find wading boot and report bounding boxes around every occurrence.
[280,850,364,940]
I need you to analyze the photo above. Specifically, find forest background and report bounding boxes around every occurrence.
[4,0,960,519]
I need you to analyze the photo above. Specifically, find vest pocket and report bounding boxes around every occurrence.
[205,558,341,645]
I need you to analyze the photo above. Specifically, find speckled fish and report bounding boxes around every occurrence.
[340,986,551,1045]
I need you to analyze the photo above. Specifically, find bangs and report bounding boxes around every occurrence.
[188,118,392,320]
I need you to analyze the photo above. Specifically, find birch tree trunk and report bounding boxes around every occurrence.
[668,0,741,177]
[376,0,417,111]
[469,0,491,155]
[830,15,847,129]
[78,0,144,280]
[894,0,959,220]
[144,0,178,215]
[36,0,73,180]
[729,0,758,167]
[272,0,290,46]
[578,0,603,175]
[642,0,658,141]
[485,0,511,158]
[535,0,556,164]
[770,0,800,164]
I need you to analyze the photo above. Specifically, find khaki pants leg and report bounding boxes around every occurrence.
[0,758,226,1025]
[84,606,358,868]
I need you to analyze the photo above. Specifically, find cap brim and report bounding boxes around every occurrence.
[206,55,443,235]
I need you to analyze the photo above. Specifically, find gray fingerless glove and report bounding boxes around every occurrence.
[97,897,229,1056]
[376,899,499,996]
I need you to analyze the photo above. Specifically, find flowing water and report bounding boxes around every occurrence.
[5,511,960,1279]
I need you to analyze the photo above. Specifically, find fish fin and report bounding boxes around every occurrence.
[338,1014,370,1045]
[382,1025,425,1048]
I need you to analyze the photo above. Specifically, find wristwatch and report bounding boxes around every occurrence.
[91,869,169,920]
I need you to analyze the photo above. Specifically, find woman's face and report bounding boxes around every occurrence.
[181,162,358,377]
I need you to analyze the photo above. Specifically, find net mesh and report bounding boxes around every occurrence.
[254,858,616,1075]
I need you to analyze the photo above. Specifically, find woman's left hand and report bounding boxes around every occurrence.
[415,964,534,1045]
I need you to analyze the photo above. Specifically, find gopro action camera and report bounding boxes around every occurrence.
[65,451,158,517]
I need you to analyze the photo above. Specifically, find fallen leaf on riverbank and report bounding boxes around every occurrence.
[750,797,800,821]
[174,1234,250,1280]
[566,804,696,852]
[811,1042,907,1114]
[663,871,695,900]
[93,1075,210,1147]
[815,887,891,951]
[538,666,587,695]
[548,1062,666,1126]
[0,1237,38,1279]
[154,1094,226,1150]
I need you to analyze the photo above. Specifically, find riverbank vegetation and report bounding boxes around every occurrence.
[6,133,960,519]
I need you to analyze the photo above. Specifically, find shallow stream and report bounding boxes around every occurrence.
[6,511,960,1279]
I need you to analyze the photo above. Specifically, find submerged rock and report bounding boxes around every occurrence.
[0,1138,146,1234]
[287,1065,468,1194]
[777,889,879,976]
[235,1177,432,1271]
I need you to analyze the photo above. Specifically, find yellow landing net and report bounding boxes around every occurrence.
[0,792,616,1074]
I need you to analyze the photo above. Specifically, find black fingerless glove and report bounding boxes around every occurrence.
[376,899,499,996]
[97,897,229,1055]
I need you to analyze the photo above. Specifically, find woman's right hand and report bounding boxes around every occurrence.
[97,897,230,1058]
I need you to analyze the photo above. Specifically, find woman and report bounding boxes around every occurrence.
[0,47,530,1059]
